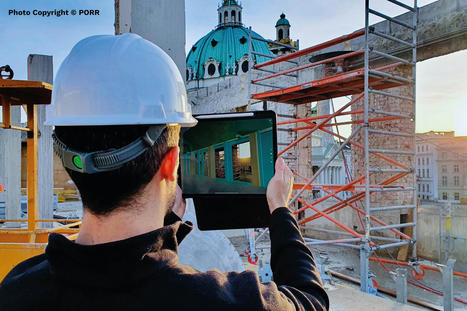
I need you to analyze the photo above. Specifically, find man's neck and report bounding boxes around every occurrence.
[76,181,167,245]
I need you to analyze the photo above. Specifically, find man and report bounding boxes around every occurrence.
[0,34,328,310]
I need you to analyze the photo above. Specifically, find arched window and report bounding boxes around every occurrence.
[241,60,249,73]
[231,10,236,23]
[278,29,283,40]
[208,63,216,76]
[238,12,241,22]
[224,11,228,24]
[219,13,221,24]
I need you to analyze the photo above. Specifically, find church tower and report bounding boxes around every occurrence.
[276,13,290,41]
[271,13,297,56]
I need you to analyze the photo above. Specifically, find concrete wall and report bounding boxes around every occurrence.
[115,0,186,78]
[313,0,467,63]
[0,107,21,223]
[417,203,467,272]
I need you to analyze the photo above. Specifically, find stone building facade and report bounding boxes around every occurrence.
[416,131,467,203]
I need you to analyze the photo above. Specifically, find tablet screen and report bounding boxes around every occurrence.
[181,111,276,196]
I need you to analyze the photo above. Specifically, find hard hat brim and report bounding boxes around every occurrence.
[45,113,198,127]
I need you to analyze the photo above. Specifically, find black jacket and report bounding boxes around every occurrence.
[0,207,328,310]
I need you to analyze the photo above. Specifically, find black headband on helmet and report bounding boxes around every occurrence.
[52,125,166,174]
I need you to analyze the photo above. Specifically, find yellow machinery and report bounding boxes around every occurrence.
[0,80,81,281]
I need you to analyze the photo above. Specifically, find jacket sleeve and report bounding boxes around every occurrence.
[268,207,329,310]
[182,207,328,310]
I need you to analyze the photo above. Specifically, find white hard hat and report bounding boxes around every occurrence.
[45,33,197,127]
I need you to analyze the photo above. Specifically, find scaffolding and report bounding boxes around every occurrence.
[248,0,418,293]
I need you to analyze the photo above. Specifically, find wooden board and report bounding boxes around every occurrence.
[0,80,52,106]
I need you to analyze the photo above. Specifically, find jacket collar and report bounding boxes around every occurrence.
[46,221,193,288]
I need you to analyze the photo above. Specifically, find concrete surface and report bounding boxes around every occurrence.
[417,204,467,272]
[228,231,467,310]
[315,244,467,310]
[327,283,422,311]
[318,0,467,63]
[115,0,187,77]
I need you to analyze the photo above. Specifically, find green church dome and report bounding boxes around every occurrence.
[186,26,274,80]
[276,13,290,27]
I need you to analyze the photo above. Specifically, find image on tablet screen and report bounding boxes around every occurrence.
[182,117,274,195]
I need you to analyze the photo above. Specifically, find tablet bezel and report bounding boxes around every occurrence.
[179,110,277,230]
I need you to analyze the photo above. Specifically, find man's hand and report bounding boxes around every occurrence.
[266,157,294,213]
[172,184,186,219]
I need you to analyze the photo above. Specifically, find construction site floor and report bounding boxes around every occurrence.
[327,284,422,311]
[315,244,467,310]
[228,235,467,311]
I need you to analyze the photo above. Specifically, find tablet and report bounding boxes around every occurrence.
[180,111,277,230]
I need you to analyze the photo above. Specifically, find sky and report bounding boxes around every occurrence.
[1,0,465,135]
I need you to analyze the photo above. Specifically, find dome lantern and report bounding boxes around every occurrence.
[217,0,242,27]
[275,13,291,41]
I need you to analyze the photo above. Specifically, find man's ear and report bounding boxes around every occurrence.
[160,146,179,182]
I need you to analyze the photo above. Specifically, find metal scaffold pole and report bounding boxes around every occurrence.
[361,0,371,293]
[247,26,253,108]
[411,0,418,260]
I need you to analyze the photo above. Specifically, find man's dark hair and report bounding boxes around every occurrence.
[55,125,180,215]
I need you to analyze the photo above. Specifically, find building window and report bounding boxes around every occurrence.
[442,176,447,186]
[418,183,420,192]
[427,158,429,165]
[241,60,249,73]
[219,13,222,24]
[454,192,460,200]
[422,184,425,192]
[422,169,425,177]
[231,10,236,23]
[421,145,424,152]
[418,169,421,177]
[422,158,425,165]
[427,184,429,192]
[231,141,252,183]
[442,165,447,173]
[224,11,228,23]
[442,192,448,200]
[238,11,241,22]
[207,63,216,76]
[427,169,430,178]
[454,176,459,186]
[203,152,209,177]
[278,29,284,40]
[454,164,459,173]
[215,148,225,178]
[418,158,420,165]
